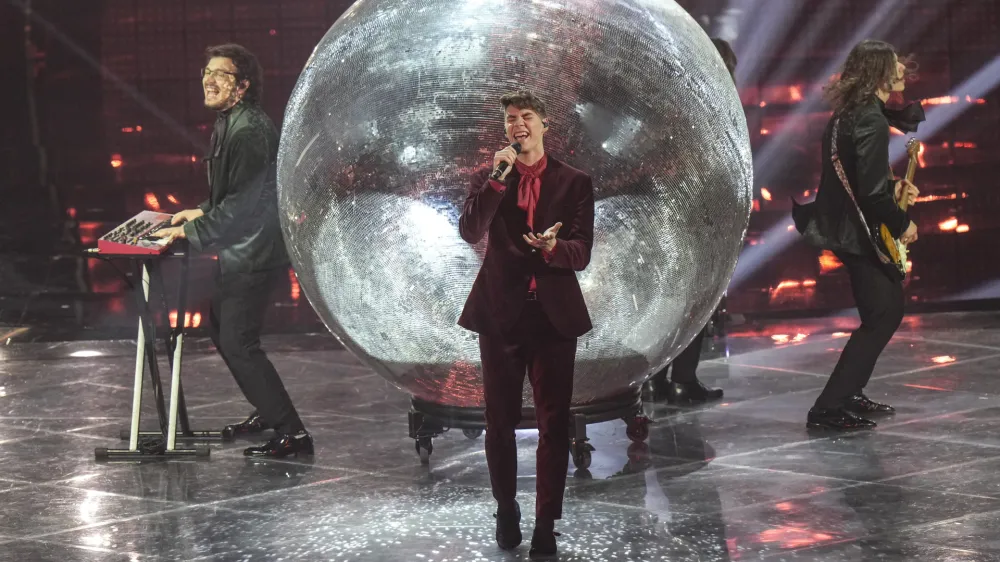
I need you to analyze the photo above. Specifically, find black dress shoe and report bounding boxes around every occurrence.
[528,527,559,558]
[844,393,895,414]
[493,500,521,550]
[244,431,314,458]
[807,407,876,431]
[661,381,724,404]
[223,412,268,439]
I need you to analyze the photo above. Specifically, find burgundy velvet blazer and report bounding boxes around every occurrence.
[457,155,595,339]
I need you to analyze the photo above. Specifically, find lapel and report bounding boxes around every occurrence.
[532,157,560,231]
[207,104,249,197]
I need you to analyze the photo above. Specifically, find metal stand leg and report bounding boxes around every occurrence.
[165,321,183,451]
[117,251,230,444]
[143,263,170,438]
[96,257,210,461]
[124,262,151,452]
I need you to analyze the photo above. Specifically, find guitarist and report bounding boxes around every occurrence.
[793,39,924,431]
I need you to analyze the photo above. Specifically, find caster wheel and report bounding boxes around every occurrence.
[415,437,433,464]
[570,440,594,469]
[118,428,130,441]
[195,446,211,458]
[626,442,652,472]
[94,447,108,460]
[625,415,651,442]
[221,426,236,441]
[462,428,483,439]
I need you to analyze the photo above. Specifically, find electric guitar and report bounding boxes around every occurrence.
[877,137,921,279]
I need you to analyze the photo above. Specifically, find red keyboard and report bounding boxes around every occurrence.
[97,211,175,255]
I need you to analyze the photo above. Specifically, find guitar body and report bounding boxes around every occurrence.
[875,138,920,280]
[878,223,907,280]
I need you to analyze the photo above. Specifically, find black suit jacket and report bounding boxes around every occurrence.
[793,97,909,257]
[458,156,594,339]
[183,102,289,273]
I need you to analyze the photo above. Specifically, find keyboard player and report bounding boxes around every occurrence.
[153,43,312,458]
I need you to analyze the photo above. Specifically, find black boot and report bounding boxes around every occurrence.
[844,393,895,414]
[244,431,314,458]
[807,407,876,431]
[664,381,723,404]
[528,520,559,559]
[223,411,268,439]
[493,500,521,550]
[648,368,669,401]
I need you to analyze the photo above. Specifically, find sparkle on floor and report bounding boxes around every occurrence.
[1,311,999,561]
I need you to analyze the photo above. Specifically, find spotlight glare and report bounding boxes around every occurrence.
[938,218,958,231]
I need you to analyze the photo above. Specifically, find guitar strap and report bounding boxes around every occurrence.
[830,118,893,265]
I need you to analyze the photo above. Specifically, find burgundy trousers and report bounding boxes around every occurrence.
[478,300,577,520]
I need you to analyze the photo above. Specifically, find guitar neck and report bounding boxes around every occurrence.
[899,155,919,211]
[905,157,918,183]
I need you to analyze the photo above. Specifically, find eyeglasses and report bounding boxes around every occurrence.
[201,67,237,80]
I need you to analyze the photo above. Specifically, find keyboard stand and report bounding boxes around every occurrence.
[89,244,229,461]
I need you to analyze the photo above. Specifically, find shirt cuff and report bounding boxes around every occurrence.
[182,221,202,252]
[488,179,506,193]
[542,240,558,262]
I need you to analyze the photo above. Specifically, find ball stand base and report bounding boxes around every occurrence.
[407,389,651,470]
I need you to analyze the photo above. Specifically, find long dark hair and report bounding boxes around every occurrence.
[205,43,263,104]
[824,39,910,114]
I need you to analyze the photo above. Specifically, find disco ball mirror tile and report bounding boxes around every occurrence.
[278,0,752,408]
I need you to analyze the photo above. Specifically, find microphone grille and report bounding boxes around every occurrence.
[511,142,522,154]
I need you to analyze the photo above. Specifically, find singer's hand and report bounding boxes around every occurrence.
[524,222,562,253]
[493,145,519,181]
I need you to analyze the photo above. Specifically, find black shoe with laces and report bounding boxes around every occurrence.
[807,407,876,431]
[243,431,314,458]
[844,393,895,414]
[223,411,268,439]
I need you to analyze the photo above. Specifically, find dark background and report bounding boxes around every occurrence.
[1,0,998,341]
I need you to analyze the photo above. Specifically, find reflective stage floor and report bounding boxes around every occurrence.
[1,311,1000,561]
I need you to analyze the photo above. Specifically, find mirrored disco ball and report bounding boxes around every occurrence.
[278,0,752,408]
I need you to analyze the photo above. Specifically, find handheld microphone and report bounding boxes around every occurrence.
[490,142,522,180]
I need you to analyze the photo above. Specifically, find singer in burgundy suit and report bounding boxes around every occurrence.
[458,90,594,557]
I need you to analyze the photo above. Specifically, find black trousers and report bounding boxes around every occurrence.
[650,324,707,386]
[209,266,305,434]
[814,251,904,409]
[479,301,577,520]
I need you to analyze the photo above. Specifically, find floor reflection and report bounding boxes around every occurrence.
[1,312,999,560]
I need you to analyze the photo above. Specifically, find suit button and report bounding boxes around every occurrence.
[531,249,537,253]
